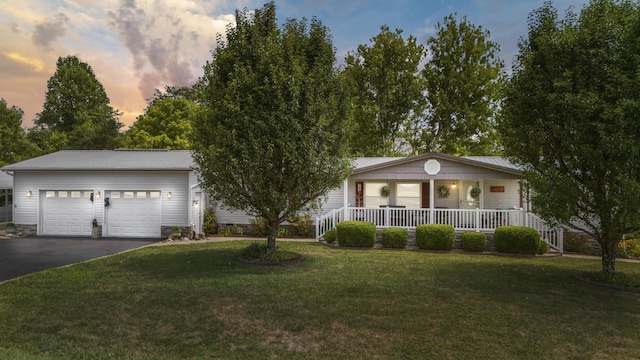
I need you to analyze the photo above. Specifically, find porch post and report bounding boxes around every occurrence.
[429,179,435,223]
[343,179,350,221]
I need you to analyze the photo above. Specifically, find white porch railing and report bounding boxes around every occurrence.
[316,207,563,253]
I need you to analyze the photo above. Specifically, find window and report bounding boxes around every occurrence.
[365,182,388,208]
[150,191,160,198]
[46,191,55,198]
[58,191,68,198]
[396,183,420,208]
[71,191,81,198]
[123,192,134,199]
[137,191,147,199]
[110,192,120,199]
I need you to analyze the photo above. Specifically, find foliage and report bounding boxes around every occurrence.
[564,232,590,253]
[461,232,487,252]
[413,13,504,155]
[277,227,290,238]
[380,185,390,197]
[381,227,408,249]
[203,208,217,235]
[221,225,243,237]
[618,239,640,258]
[171,226,181,232]
[323,228,337,243]
[336,220,376,248]
[288,214,315,237]
[494,226,540,255]
[249,217,270,236]
[415,224,455,250]
[0,99,38,166]
[343,25,424,156]
[33,55,123,152]
[240,241,300,262]
[538,240,550,255]
[123,97,197,150]
[193,2,352,254]
[499,0,640,272]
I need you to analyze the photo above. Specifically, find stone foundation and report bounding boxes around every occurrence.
[161,225,193,240]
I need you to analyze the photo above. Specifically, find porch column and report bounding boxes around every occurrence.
[343,179,350,221]
[429,179,435,223]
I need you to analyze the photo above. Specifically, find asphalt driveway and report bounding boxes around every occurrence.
[0,237,158,282]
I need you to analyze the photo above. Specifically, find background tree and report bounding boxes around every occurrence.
[343,26,424,156]
[33,55,123,151]
[499,0,640,273]
[420,14,504,155]
[0,99,38,166]
[193,2,352,253]
[123,97,197,150]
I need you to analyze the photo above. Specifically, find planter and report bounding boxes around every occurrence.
[91,226,102,238]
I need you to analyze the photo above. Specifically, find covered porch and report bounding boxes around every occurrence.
[314,154,563,253]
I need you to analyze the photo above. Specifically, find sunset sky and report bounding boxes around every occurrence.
[1,0,587,129]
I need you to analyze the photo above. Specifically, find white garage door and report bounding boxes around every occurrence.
[41,190,94,236]
[105,191,162,238]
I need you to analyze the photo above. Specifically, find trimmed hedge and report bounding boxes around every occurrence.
[416,224,455,251]
[494,226,540,254]
[323,228,337,244]
[337,221,376,248]
[538,240,550,254]
[382,228,408,249]
[461,232,487,252]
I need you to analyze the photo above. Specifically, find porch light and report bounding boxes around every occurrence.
[192,200,199,207]
[167,192,172,199]
[26,190,32,197]
[95,191,101,199]
[451,182,457,189]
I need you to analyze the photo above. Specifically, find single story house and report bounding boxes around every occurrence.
[0,171,13,222]
[1,150,562,252]
[1,150,203,238]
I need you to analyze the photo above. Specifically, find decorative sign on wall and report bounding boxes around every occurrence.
[490,186,505,193]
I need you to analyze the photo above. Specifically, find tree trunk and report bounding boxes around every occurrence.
[266,220,278,254]
[601,239,617,273]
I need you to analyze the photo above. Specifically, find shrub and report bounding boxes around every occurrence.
[203,208,217,234]
[382,228,408,249]
[323,228,337,243]
[222,225,244,237]
[461,232,486,252]
[289,214,314,237]
[564,232,589,253]
[494,226,540,254]
[415,224,455,251]
[277,226,290,237]
[249,217,270,236]
[241,242,299,262]
[337,221,376,248]
[538,240,550,254]
[618,238,640,258]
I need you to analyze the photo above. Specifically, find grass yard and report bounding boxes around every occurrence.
[1,241,640,359]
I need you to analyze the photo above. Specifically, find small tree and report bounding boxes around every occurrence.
[0,99,38,166]
[499,0,640,272]
[193,2,352,253]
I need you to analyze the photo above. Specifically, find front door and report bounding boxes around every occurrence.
[421,182,430,208]
[461,181,480,209]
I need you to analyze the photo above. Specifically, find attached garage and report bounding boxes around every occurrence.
[41,190,94,236]
[1,150,204,239]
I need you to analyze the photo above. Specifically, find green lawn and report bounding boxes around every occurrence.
[1,241,640,359]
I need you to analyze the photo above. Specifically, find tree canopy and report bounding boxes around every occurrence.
[343,26,424,156]
[419,14,504,155]
[0,99,38,166]
[123,97,197,150]
[499,0,640,272]
[33,55,123,151]
[193,2,352,253]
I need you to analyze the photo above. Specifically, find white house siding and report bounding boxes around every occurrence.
[482,179,522,209]
[12,171,191,233]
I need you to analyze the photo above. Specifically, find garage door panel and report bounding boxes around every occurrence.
[106,191,161,238]
[41,190,93,236]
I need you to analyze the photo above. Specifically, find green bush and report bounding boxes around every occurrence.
[203,208,217,234]
[289,214,314,237]
[337,221,376,248]
[381,228,408,249]
[415,224,455,251]
[222,224,244,237]
[494,226,540,254]
[240,242,299,262]
[618,238,640,258]
[461,232,486,252]
[323,228,337,244]
[249,217,270,236]
[564,232,589,253]
[538,240,550,254]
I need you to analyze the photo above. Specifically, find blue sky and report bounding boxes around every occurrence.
[0,0,587,128]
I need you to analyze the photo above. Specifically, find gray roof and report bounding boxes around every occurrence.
[354,157,402,169]
[462,156,521,171]
[353,153,522,175]
[1,150,195,171]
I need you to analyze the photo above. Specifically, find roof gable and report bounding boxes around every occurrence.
[1,150,195,171]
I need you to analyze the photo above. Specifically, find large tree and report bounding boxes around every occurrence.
[419,14,504,155]
[343,26,424,156]
[193,2,352,253]
[124,97,197,150]
[0,99,38,166]
[34,55,123,151]
[499,0,640,273]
